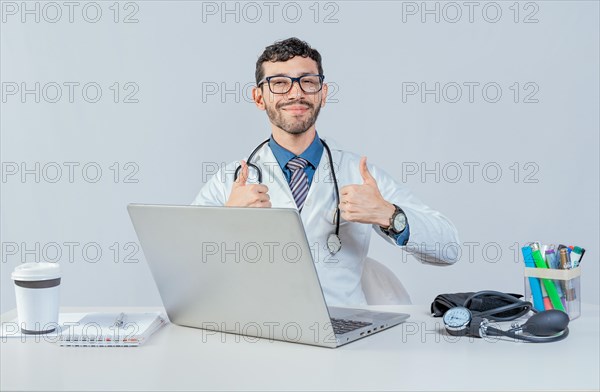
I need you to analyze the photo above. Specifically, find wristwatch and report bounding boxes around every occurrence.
[382,204,407,235]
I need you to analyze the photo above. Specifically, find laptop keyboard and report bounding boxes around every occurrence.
[330,318,372,335]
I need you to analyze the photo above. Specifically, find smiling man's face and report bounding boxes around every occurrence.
[254,56,327,135]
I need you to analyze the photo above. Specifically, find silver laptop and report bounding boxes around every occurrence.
[127,204,409,348]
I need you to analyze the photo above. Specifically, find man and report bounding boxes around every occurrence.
[193,37,459,306]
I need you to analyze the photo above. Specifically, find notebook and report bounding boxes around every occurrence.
[58,312,167,347]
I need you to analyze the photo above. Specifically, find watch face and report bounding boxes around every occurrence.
[443,307,472,329]
[393,212,407,232]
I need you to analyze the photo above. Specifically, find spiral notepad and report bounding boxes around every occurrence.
[58,312,167,347]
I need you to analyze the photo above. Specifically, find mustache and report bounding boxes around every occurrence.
[277,100,314,110]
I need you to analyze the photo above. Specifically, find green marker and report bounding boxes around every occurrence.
[530,242,565,312]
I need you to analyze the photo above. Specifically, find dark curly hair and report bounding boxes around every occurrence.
[255,37,323,85]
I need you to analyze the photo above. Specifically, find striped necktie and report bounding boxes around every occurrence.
[286,157,310,210]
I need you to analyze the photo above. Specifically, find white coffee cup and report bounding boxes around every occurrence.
[11,262,61,334]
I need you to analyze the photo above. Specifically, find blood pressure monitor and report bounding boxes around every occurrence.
[440,292,571,343]
[442,306,472,336]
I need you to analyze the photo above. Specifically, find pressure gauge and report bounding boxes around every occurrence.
[443,307,472,336]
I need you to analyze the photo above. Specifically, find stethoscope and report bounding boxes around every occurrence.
[234,138,342,255]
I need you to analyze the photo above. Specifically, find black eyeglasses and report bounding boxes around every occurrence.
[258,74,325,94]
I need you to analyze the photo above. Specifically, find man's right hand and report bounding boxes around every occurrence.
[225,160,272,208]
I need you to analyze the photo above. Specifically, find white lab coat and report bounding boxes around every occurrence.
[192,138,459,306]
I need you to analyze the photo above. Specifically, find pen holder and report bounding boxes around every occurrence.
[524,267,581,320]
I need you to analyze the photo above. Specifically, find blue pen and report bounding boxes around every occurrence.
[522,245,545,311]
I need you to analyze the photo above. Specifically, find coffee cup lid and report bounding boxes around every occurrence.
[11,262,61,281]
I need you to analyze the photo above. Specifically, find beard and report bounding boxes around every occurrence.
[265,99,322,135]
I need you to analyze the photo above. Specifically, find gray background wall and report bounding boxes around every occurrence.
[1,1,598,313]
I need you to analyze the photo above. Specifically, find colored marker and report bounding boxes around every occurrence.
[558,245,572,269]
[530,242,565,311]
[543,297,553,310]
[579,248,586,264]
[558,247,575,301]
[540,244,548,260]
[545,248,558,269]
[540,285,552,310]
[522,245,545,312]
[545,248,564,297]
[571,247,584,268]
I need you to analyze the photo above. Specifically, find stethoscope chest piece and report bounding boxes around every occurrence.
[327,233,341,255]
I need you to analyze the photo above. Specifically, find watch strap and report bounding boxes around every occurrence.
[381,204,406,235]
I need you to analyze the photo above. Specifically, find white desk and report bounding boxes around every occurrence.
[2,305,599,391]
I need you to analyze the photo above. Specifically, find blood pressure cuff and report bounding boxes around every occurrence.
[431,292,524,318]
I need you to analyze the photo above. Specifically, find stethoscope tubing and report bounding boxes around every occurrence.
[233,138,341,239]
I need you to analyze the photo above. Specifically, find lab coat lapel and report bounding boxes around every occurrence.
[253,144,296,209]
[301,147,338,223]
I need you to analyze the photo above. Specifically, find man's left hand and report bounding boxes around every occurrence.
[339,157,395,227]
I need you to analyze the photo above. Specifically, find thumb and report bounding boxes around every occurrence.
[235,160,248,187]
[360,157,376,185]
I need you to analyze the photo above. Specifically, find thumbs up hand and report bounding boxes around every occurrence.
[339,157,395,226]
[225,160,272,208]
[359,155,377,186]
